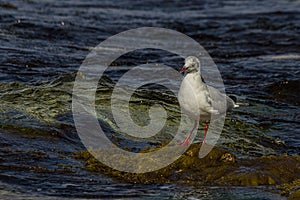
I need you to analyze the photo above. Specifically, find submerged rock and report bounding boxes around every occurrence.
[265,80,300,105]
[288,190,300,200]
[73,142,300,198]
[73,143,236,184]
[278,179,300,199]
[0,3,17,9]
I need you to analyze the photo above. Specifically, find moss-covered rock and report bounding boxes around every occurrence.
[73,142,300,198]
[73,143,236,184]
[278,179,300,199]
[219,154,300,186]
[265,80,300,105]
[288,189,300,200]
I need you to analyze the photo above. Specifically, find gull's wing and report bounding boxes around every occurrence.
[205,85,236,114]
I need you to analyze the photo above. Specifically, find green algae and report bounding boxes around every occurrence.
[73,142,300,198]
[288,189,300,200]
[278,179,300,197]
[0,76,286,157]
[222,117,284,156]
[218,153,300,188]
[74,143,236,185]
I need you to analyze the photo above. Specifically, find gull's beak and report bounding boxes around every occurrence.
[180,66,187,74]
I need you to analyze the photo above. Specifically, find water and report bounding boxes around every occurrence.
[0,0,299,199]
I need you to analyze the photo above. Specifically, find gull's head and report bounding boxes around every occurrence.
[180,56,200,74]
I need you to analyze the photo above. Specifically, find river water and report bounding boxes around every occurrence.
[0,0,299,199]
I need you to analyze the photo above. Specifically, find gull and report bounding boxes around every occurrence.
[178,56,238,146]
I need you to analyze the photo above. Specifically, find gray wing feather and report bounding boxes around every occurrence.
[206,85,236,114]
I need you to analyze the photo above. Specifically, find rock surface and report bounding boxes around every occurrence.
[73,142,300,198]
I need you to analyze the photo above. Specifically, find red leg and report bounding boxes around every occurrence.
[202,120,209,144]
[179,120,198,146]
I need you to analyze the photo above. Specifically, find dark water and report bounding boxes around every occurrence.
[0,0,299,199]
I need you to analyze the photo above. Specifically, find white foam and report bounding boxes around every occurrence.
[261,54,300,60]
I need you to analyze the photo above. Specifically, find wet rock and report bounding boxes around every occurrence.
[219,154,300,186]
[265,80,300,105]
[218,171,276,186]
[74,142,300,197]
[288,189,300,200]
[73,143,237,184]
[278,179,300,199]
[0,3,17,9]
[219,153,235,163]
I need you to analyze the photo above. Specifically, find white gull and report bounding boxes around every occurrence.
[178,56,238,145]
